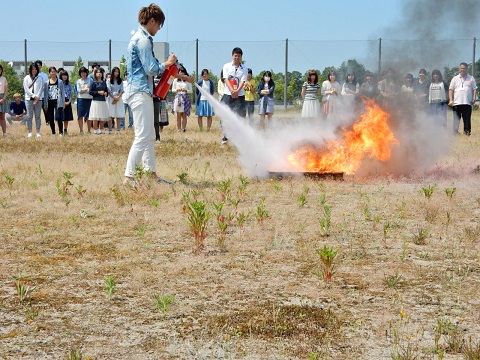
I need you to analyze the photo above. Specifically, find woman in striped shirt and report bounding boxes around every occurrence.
[301,70,321,118]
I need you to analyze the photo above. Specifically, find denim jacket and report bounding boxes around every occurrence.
[257,81,275,98]
[124,26,165,99]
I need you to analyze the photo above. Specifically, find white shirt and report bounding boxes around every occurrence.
[122,80,128,102]
[429,82,446,103]
[199,80,210,101]
[172,79,192,94]
[222,62,247,96]
[449,74,477,105]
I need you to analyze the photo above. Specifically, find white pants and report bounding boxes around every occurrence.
[124,92,156,177]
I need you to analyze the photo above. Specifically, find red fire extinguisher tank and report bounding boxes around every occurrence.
[153,62,179,98]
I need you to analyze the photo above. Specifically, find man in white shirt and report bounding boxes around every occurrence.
[221,47,247,143]
[449,62,477,136]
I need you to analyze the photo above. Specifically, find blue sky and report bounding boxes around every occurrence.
[0,0,403,43]
[0,0,476,76]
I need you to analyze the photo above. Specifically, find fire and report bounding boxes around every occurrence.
[287,100,398,175]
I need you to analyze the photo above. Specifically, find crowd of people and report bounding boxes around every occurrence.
[0,57,477,141]
[1,60,138,138]
[0,3,477,187]
[299,64,477,136]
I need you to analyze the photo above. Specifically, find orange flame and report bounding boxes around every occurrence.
[287,100,398,175]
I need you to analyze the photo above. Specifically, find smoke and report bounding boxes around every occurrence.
[196,84,341,178]
[196,84,453,179]
[375,0,479,73]
[192,2,475,180]
[354,110,452,177]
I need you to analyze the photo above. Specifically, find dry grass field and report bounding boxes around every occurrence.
[0,109,479,360]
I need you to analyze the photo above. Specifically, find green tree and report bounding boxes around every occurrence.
[287,70,304,105]
[207,70,218,90]
[0,60,24,101]
[41,64,49,77]
[443,61,480,88]
[443,65,458,87]
[274,72,285,103]
[119,55,126,77]
[336,59,367,85]
[70,56,84,94]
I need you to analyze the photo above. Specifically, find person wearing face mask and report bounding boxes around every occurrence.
[257,71,275,129]
[301,69,321,118]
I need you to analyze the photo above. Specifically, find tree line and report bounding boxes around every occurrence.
[1,57,479,105]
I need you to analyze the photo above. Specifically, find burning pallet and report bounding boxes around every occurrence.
[268,171,344,180]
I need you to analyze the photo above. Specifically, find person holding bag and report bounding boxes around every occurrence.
[23,63,45,138]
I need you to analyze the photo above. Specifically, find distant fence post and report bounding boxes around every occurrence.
[195,38,199,104]
[24,39,27,75]
[108,39,112,72]
[284,38,288,109]
[195,39,199,81]
[378,38,382,76]
[473,37,476,78]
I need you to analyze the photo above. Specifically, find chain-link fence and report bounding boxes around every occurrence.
[1,38,477,75]
[1,37,478,105]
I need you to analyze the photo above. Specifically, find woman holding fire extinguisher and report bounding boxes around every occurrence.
[123,3,193,185]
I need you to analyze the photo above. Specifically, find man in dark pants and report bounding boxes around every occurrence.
[221,47,247,143]
[449,62,477,136]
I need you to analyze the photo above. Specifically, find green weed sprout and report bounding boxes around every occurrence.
[316,245,339,282]
[152,294,175,314]
[104,276,117,299]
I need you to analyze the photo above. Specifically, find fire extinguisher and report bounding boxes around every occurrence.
[153,61,179,98]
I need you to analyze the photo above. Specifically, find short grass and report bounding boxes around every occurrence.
[0,111,479,359]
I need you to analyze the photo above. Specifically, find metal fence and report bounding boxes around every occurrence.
[1,37,478,106]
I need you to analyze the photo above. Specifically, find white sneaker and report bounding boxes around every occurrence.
[51,134,56,138]
[36,133,41,138]
[59,133,63,137]
[27,133,33,138]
